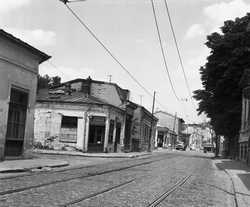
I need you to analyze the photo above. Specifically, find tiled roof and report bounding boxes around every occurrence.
[37,89,108,105]
[51,77,130,102]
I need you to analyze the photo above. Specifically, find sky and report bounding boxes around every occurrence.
[1,0,250,123]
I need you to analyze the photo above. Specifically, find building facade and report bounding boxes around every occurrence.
[131,105,158,152]
[184,123,213,151]
[0,29,50,160]
[154,111,184,149]
[239,70,250,163]
[34,78,158,153]
[35,78,129,153]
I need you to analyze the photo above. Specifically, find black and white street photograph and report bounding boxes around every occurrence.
[0,0,250,206]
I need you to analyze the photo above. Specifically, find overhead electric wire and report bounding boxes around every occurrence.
[150,0,179,101]
[59,1,195,121]
[163,0,196,109]
[60,2,171,112]
[63,3,153,98]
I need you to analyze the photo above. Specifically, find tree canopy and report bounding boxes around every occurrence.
[193,13,250,141]
[37,74,61,90]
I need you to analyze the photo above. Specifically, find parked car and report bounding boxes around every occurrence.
[176,144,185,151]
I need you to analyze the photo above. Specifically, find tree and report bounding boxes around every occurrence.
[37,74,61,90]
[193,13,250,158]
[37,74,51,89]
[51,76,61,87]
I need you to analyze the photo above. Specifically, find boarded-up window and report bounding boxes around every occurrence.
[60,116,77,143]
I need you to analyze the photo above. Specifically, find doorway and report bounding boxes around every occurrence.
[5,88,28,156]
[114,122,121,152]
[88,116,106,152]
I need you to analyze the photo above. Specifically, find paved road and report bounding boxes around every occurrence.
[0,151,236,207]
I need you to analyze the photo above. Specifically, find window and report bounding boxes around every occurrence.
[61,116,77,128]
[60,116,77,143]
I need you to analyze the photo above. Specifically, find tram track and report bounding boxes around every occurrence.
[57,173,192,207]
[0,155,170,196]
[0,153,172,181]
[59,179,136,207]
[147,175,192,207]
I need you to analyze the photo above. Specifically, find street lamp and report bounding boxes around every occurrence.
[59,0,87,4]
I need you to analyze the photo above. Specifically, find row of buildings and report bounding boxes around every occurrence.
[0,29,188,160]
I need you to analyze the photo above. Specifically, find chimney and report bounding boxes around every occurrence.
[81,76,91,96]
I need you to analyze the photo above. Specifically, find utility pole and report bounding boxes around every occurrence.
[148,91,156,152]
[172,112,177,150]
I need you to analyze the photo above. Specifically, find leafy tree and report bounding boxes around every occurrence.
[51,76,61,87]
[37,74,61,90]
[193,13,250,157]
[37,74,51,89]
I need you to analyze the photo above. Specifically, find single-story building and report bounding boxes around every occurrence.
[0,29,50,160]
[35,89,126,153]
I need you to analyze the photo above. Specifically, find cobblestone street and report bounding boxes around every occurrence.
[0,151,237,207]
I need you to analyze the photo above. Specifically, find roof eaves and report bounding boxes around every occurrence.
[0,29,51,64]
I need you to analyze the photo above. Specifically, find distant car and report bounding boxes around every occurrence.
[203,143,214,153]
[175,144,185,151]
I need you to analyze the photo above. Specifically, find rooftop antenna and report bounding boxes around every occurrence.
[107,75,112,83]
[139,95,143,106]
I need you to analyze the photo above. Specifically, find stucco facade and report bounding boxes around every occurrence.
[35,101,126,153]
[131,105,158,152]
[0,30,50,160]
[34,78,130,153]
[154,111,184,149]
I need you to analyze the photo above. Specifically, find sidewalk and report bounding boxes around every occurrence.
[33,149,152,158]
[0,158,69,173]
[214,159,250,207]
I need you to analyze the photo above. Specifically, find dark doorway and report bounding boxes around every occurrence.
[157,131,164,147]
[114,122,121,152]
[88,116,105,152]
[5,88,28,156]
[124,115,132,152]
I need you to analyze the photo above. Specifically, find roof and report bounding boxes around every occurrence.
[37,89,108,105]
[0,29,51,63]
[154,110,184,122]
[52,77,130,102]
[131,101,158,121]
[36,89,125,113]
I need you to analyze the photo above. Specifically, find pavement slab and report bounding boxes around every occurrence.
[0,159,69,173]
[213,159,250,207]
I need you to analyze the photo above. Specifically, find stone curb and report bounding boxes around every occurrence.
[0,160,69,173]
[225,169,250,207]
[32,149,152,158]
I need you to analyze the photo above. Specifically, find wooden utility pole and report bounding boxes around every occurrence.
[172,112,177,150]
[148,91,156,152]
